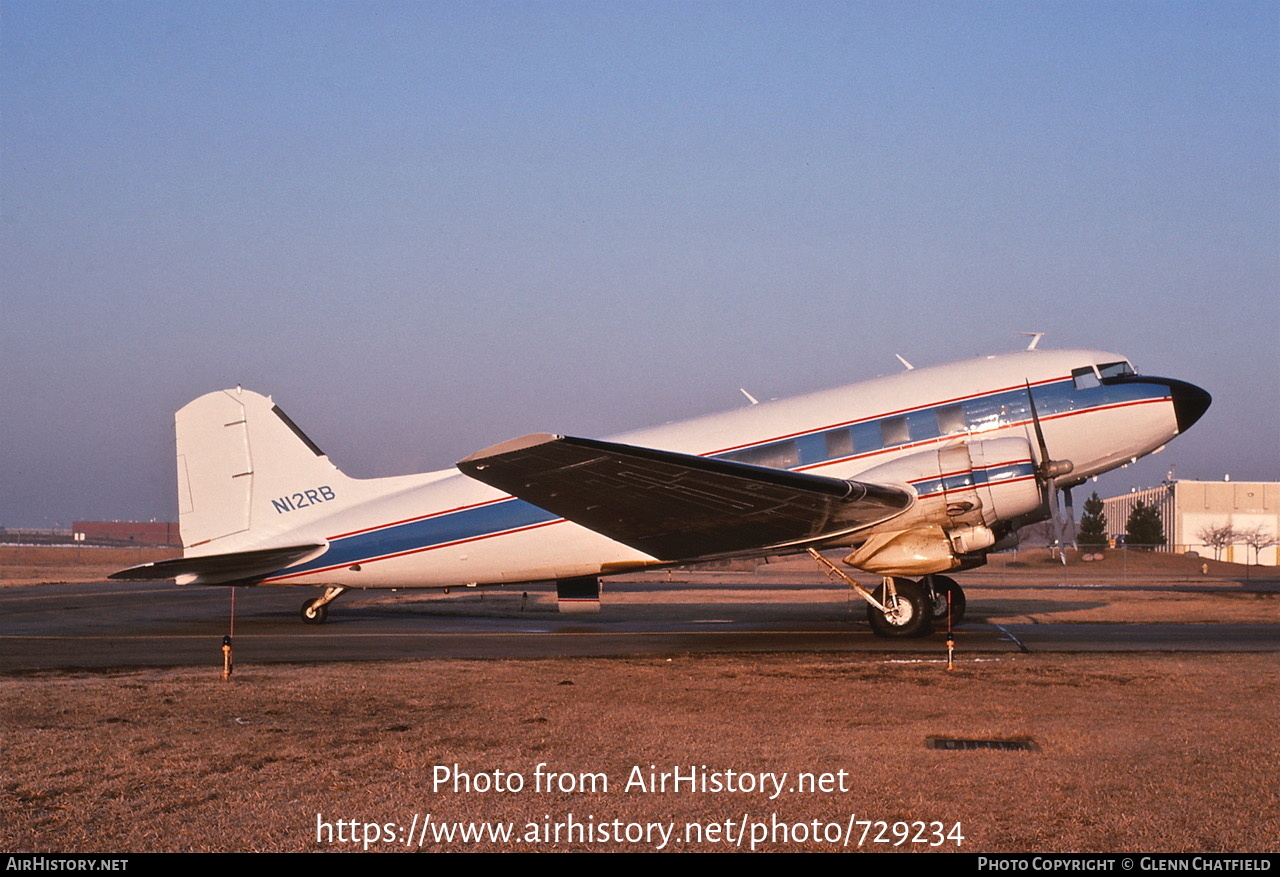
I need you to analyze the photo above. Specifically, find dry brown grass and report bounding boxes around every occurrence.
[0,546,171,587]
[3,653,1277,853]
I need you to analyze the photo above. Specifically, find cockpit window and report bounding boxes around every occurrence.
[1072,367,1100,390]
[1098,361,1135,379]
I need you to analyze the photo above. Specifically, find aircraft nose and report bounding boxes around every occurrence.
[1165,379,1212,433]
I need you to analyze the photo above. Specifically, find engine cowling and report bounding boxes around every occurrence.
[841,437,1044,576]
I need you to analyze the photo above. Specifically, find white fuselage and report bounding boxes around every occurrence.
[245,348,1189,589]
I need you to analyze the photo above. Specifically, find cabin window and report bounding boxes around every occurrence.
[825,429,854,459]
[721,440,799,469]
[880,416,909,447]
[936,404,966,435]
[1072,367,1100,390]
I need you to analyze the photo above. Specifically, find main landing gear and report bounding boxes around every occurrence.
[922,574,966,626]
[300,585,348,625]
[866,577,931,638]
[805,549,967,638]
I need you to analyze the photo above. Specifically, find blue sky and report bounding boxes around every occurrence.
[2,1,1277,527]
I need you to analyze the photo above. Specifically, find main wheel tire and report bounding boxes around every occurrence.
[300,597,328,625]
[867,577,932,638]
[926,575,966,626]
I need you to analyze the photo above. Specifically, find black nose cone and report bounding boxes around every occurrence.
[1167,379,1211,433]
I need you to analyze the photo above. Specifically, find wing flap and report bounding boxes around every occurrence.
[110,542,327,585]
[457,435,911,560]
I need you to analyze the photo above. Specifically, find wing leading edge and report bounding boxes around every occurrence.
[457,434,913,561]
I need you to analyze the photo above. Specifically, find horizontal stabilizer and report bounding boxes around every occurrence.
[457,434,912,560]
[110,543,328,585]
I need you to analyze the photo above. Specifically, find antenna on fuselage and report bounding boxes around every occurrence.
[739,388,760,406]
[894,354,914,370]
[1017,332,1045,350]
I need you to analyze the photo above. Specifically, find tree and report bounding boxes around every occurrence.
[1017,520,1057,548]
[1237,525,1275,567]
[1125,501,1165,549]
[1196,523,1236,561]
[1077,492,1108,547]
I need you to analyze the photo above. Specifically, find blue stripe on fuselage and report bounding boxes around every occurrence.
[278,497,560,577]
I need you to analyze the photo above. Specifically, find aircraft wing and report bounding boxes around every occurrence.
[457,434,912,561]
[109,542,327,585]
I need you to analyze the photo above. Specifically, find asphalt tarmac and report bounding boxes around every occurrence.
[1,577,1276,671]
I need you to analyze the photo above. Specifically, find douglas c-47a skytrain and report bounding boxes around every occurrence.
[114,347,1210,637]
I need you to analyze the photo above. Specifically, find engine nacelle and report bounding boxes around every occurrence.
[843,525,959,575]
[855,436,1043,529]
[842,437,1044,576]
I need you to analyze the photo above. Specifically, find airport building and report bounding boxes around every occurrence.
[1101,480,1279,565]
[71,521,182,547]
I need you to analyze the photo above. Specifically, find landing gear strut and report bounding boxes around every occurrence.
[300,585,348,625]
[804,549,935,639]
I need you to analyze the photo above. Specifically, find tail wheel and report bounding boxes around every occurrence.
[925,575,966,625]
[867,577,932,638]
[300,598,328,625]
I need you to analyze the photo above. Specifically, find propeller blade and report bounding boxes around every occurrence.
[1062,485,1078,550]
[1024,381,1075,482]
[1025,380,1076,564]
[1025,380,1051,468]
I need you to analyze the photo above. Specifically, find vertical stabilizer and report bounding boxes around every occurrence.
[176,388,348,552]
